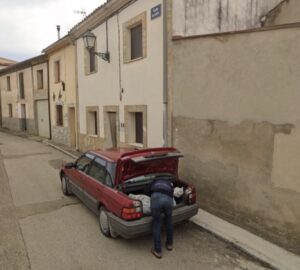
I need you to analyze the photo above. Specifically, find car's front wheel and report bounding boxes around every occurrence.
[61,175,72,196]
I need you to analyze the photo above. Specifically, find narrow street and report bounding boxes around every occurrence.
[0,131,271,270]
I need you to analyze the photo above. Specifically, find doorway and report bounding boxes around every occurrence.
[21,104,26,131]
[36,100,50,138]
[68,107,76,148]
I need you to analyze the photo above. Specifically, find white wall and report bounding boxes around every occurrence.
[77,0,164,147]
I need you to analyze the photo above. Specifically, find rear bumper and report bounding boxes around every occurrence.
[107,203,199,239]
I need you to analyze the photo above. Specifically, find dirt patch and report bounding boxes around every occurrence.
[48,159,66,170]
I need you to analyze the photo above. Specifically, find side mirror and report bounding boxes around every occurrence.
[65,162,75,169]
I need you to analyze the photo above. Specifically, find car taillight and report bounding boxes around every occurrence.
[121,200,143,220]
[185,187,196,205]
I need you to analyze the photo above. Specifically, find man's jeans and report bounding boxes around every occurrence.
[151,192,173,253]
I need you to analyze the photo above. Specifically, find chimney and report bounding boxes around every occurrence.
[56,25,61,39]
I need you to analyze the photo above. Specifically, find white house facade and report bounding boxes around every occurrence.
[70,0,166,151]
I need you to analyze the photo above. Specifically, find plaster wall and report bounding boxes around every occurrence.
[173,27,300,254]
[48,44,77,144]
[32,62,48,101]
[76,0,164,150]
[265,0,300,26]
[0,67,34,119]
[173,0,283,37]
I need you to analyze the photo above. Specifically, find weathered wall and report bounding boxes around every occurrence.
[48,44,77,146]
[173,0,283,37]
[172,27,300,254]
[0,65,41,135]
[264,0,300,26]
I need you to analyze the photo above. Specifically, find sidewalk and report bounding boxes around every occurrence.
[1,128,299,270]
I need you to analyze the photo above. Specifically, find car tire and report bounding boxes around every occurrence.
[61,175,72,196]
[99,206,118,238]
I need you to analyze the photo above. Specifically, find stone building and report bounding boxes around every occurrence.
[0,55,50,138]
[43,35,78,147]
[171,0,300,254]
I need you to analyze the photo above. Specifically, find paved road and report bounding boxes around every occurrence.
[0,131,271,270]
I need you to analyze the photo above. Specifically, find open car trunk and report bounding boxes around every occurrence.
[122,176,189,215]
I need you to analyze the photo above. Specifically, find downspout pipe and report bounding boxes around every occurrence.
[163,0,168,146]
[47,60,52,140]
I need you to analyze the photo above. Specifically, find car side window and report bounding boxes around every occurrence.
[88,158,107,184]
[76,154,93,173]
[106,162,116,185]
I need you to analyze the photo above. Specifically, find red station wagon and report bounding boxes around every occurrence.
[60,147,198,238]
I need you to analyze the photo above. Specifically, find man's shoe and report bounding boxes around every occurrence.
[166,244,173,251]
[151,248,162,259]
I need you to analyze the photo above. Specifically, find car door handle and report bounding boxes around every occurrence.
[96,188,100,191]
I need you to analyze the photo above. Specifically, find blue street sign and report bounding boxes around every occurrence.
[151,4,161,20]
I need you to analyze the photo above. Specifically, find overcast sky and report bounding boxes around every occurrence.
[0,0,106,61]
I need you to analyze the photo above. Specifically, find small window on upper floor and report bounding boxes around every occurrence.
[130,24,143,60]
[6,76,11,91]
[84,43,97,75]
[19,72,25,99]
[123,12,147,63]
[89,47,96,73]
[37,69,44,89]
[54,60,60,83]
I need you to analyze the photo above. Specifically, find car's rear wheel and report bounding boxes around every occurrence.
[99,206,111,237]
[61,175,72,196]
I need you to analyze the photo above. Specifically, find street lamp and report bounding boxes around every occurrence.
[82,30,110,62]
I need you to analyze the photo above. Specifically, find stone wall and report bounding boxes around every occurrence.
[2,118,37,135]
[51,126,69,146]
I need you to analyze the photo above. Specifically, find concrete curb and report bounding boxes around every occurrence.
[43,140,79,159]
[42,139,300,270]
[191,209,300,270]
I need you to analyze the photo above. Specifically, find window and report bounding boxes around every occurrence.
[56,105,63,126]
[37,70,44,89]
[6,76,11,91]
[54,61,60,83]
[86,108,99,136]
[88,157,107,184]
[8,104,12,118]
[130,24,143,60]
[89,47,96,73]
[76,154,94,173]
[84,44,97,75]
[123,12,147,63]
[135,112,143,144]
[19,72,25,99]
[125,105,146,146]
